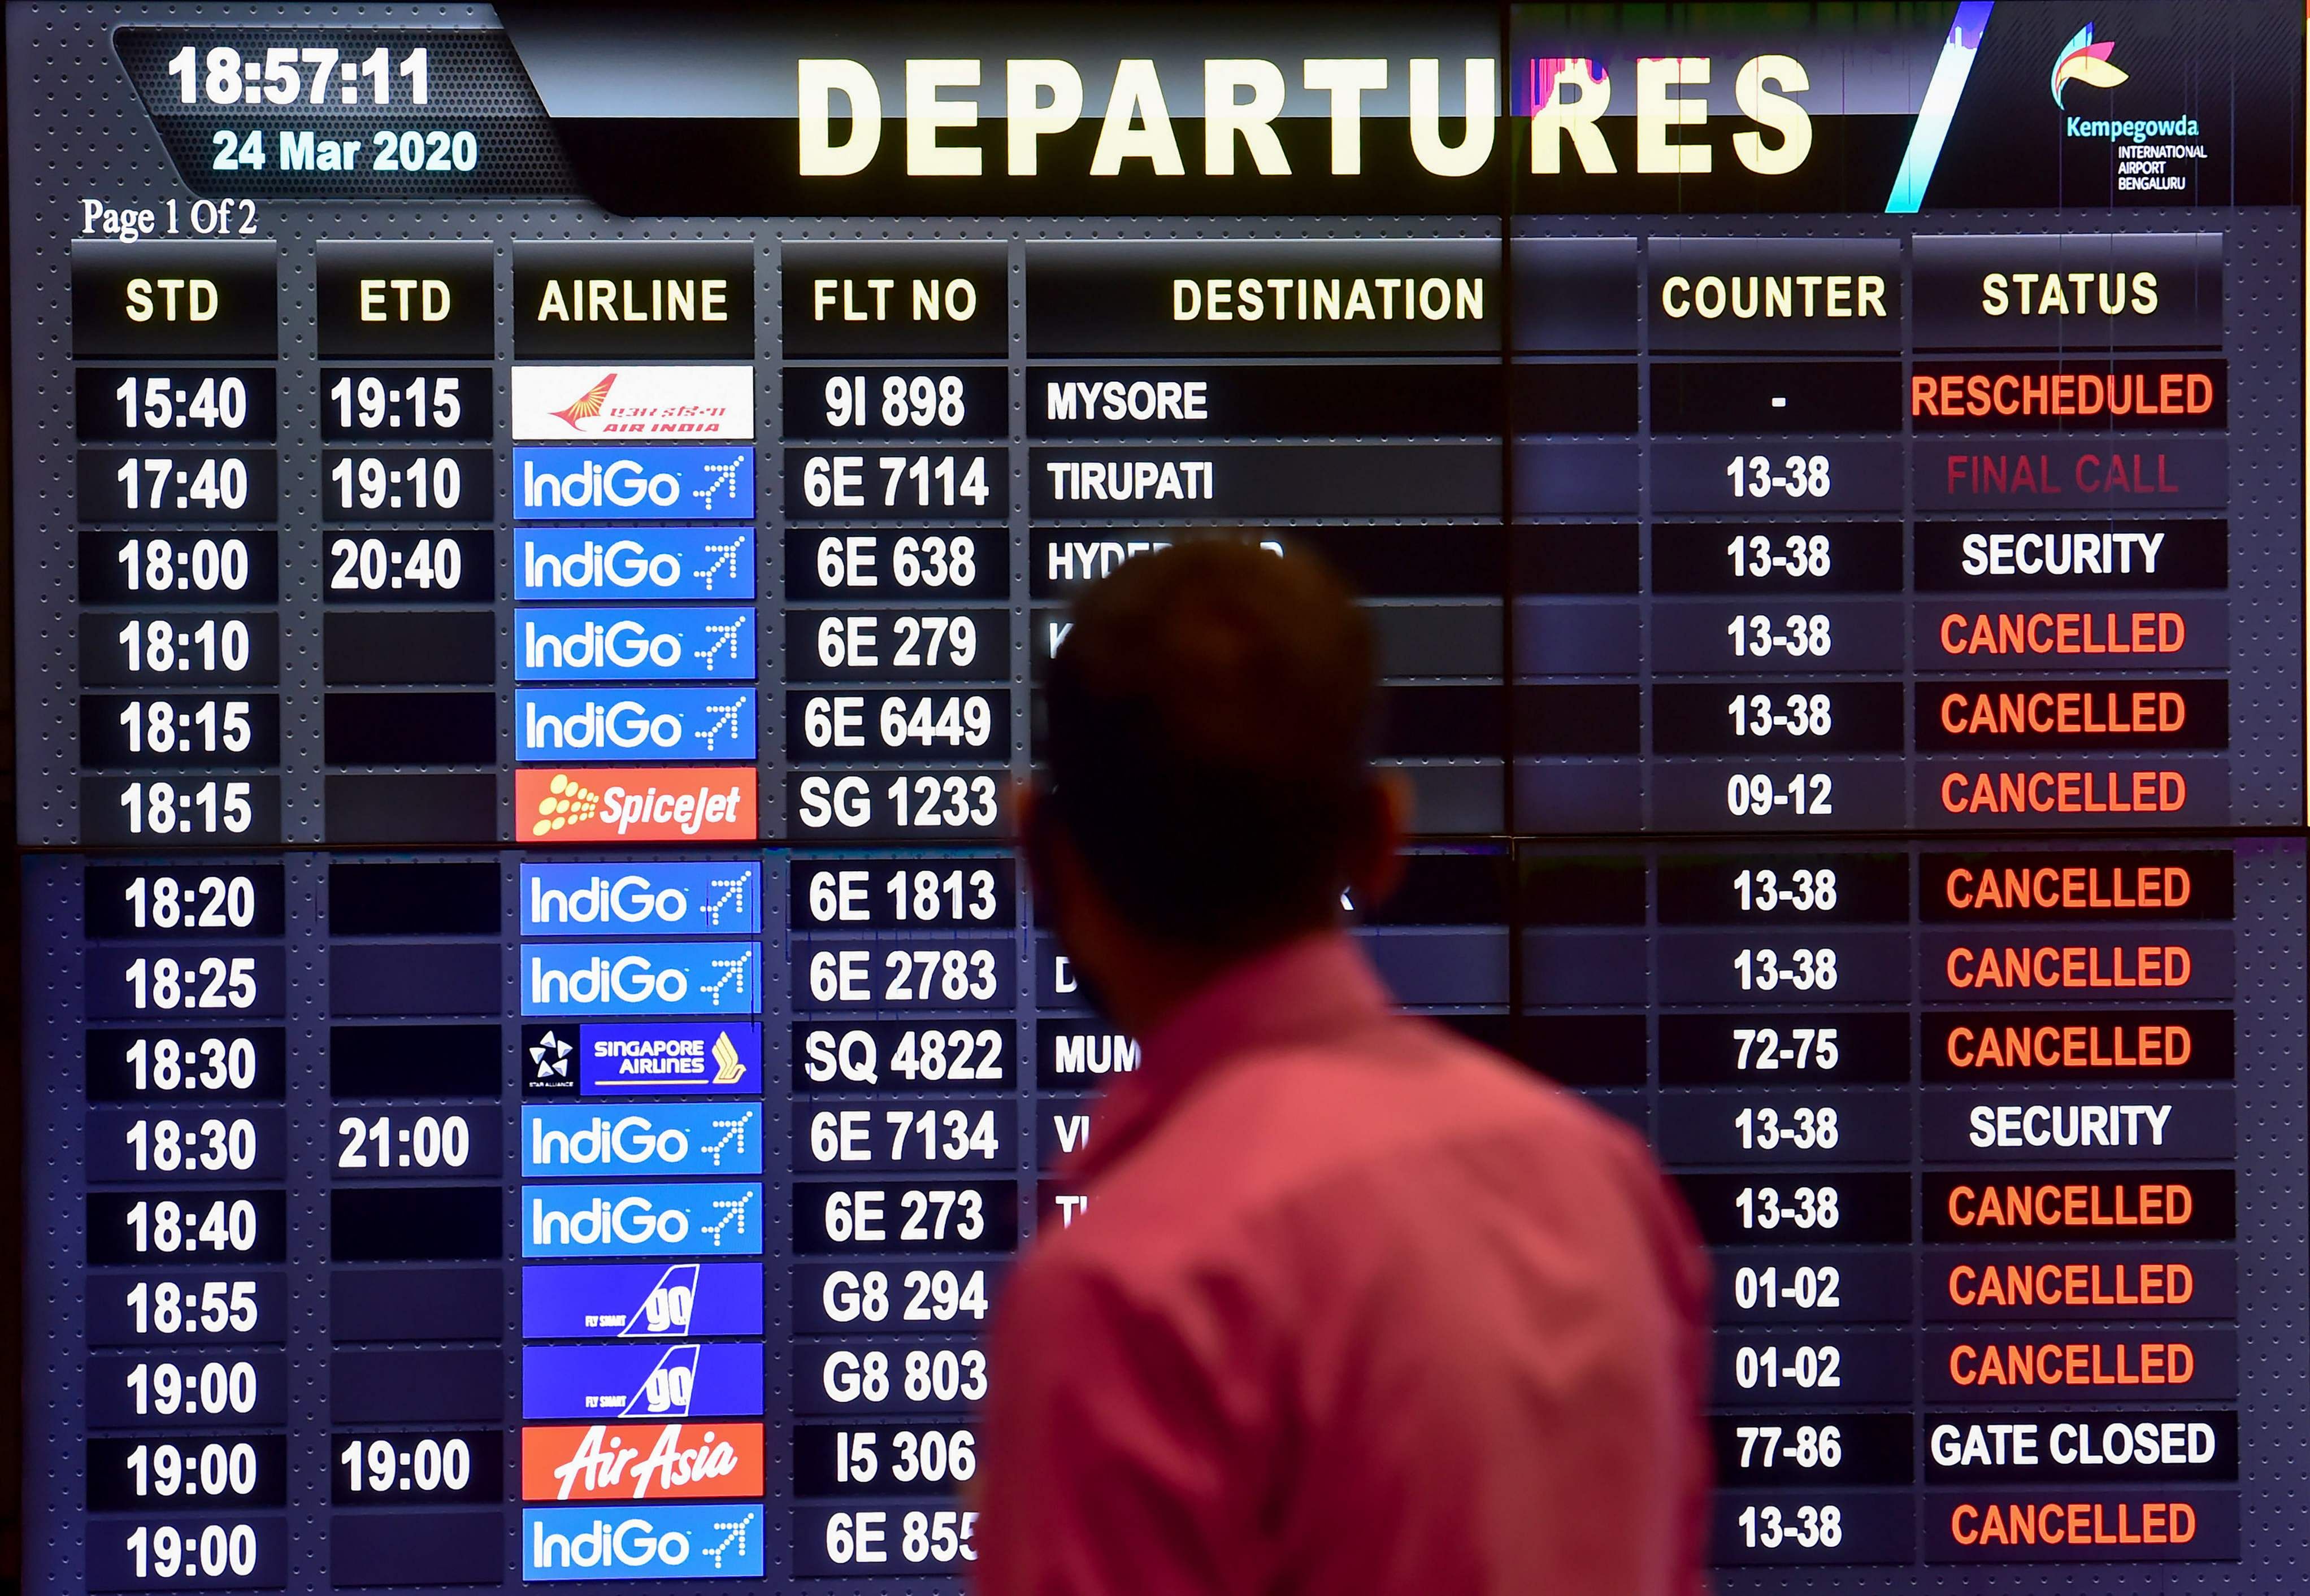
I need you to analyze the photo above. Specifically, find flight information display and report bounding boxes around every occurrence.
[8,3,2307,1593]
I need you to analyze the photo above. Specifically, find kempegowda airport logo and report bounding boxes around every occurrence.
[2051,22,2201,194]
[523,1504,763,1581]
[514,446,753,521]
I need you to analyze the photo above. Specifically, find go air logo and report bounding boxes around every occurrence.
[513,367,755,442]
[518,527,753,601]
[514,446,752,521]
[521,1262,765,1340]
[524,1504,762,1581]
[524,1182,761,1258]
[518,608,754,682]
[523,1342,766,1421]
[524,943,759,1016]
[522,862,760,936]
[523,1421,766,1503]
[524,1105,762,1177]
[518,688,755,762]
[519,769,758,844]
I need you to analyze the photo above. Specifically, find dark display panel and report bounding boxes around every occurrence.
[10,3,2308,1594]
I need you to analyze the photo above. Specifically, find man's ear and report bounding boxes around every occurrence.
[1345,771,1411,910]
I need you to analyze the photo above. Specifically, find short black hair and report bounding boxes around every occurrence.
[1042,538,1378,951]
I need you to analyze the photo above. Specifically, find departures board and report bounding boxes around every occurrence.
[8,2,2310,1592]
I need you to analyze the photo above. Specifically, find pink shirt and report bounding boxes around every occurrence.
[974,932,1713,1596]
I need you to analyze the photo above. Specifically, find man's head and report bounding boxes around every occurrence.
[1024,538,1406,1031]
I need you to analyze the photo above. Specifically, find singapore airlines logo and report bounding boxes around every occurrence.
[2050,23,2127,107]
[552,373,618,430]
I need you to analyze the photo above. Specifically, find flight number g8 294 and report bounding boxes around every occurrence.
[813,1267,993,1329]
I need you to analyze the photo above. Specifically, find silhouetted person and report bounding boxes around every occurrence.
[974,541,1711,1595]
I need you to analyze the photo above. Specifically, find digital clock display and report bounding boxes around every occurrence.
[10,3,2309,1595]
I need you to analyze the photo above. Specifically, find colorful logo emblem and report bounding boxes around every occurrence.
[524,1182,761,1258]
[521,1262,766,1340]
[518,769,757,843]
[523,1504,763,1580]
[2051,23,2127,107]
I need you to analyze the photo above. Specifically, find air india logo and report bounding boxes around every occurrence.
[2050,23,2127,107]
[552,373,618,430]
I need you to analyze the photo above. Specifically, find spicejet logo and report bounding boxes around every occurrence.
[519,769,758,842]
[523,1422,765,1503]
[2051,24,2126,108]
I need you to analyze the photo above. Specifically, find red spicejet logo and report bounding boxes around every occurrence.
[517,768,757,841]
[522,1421,765,1502]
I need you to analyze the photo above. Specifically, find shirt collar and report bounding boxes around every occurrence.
[1068,930,1394,1182]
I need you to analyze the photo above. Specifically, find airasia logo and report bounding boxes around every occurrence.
[523,1422,765,1502]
